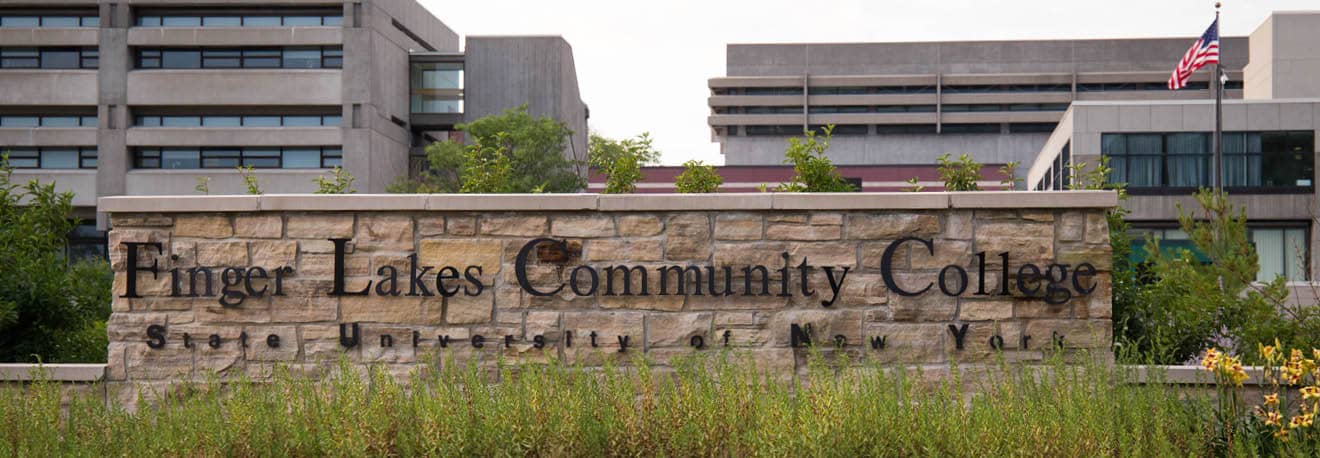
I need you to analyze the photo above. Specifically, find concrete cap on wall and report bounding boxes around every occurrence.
[98,191,1118,213]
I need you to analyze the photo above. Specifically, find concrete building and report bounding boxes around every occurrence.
[0,0,588,256]
[1026,11,1319,288]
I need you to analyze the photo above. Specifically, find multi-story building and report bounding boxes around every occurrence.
[0,0,588,256]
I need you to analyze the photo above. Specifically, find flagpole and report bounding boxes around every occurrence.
[1213,2,1223,191]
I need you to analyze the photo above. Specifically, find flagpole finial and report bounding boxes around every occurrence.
[1215,2,1221,11]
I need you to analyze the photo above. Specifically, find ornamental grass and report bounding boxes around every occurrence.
[1,349,1316,457]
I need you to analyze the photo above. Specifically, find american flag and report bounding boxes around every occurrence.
[1167,19,1220,90]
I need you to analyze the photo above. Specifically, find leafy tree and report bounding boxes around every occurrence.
[936,153,982,191]
[674,160,722,193]
[313,166,356,194]
[589,132,658,194]
[390,105,585,193]
[0,156,111,362]
[778,125,856,192]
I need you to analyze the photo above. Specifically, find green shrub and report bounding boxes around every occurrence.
[936,153,982,191]
[588,133,657,194]
[674,160,722,193]
[313,167,356,194]
[236,165,262,195]
[778,125,856,192]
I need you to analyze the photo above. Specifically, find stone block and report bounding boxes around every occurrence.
[112,213,173,227]
[109,228,170,271]
[418,239,503,274]
[715,213,764,241]
[235,215,282,239]
[909,240,972,269]
[618,215,663,236]
[959,299,1014,321]
[647,313,714,347]
[788,242,856,267]
[341,296,423,323]
[768,309,864,347]
[174,215,232,239]
[1084,212,1109,245]
[863,322,948,364]
[481,215,547,236]
[417,216,445,236]
[860,240,910,270]
[447,294,493,325]
[250,240,297,269]
[552,215,616,238]
[286,214,354,239]
[447,216,477,235]
[944,211,973,240]
[562,311,644,349]
[665,214,711,261]
[356,215,413,251]
[1059,212,1085,242]
[362,326,416,363]
[767,223,841,241]
[243,326,298,361]
[847,214,940,240]
[196,241,248,267]
[585,239,663,262]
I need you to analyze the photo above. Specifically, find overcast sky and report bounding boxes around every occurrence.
[422,0,1317,165]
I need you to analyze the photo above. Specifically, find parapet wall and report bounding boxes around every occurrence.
[100,192,1116,391]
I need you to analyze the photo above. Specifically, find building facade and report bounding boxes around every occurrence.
[0,0,588,253]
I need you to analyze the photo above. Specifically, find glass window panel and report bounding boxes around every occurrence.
[42,16,80,27]
[7,149,38,168]
[2,116,38,127]
[322,115,342,126]
[283,16,322,26]
[282,115,321,127]
[282,48,320,68]
[242,16,281,27]
[1,48,39,68]
[137,116,161,127]
[322,156,342,167]
[242,49,280,68]
[1253,229,1285,282]
[202,49,240,68]
[202,116,240,127]
[201,16,240,27]
[41,116,80,127]
[161,116,201,127]
[1166,133,1208,187]
[3,16,39,27]
[1284,228,1308,281]
[243,116,281,127]
[160,148,200,169]
[137,16,161,27]
[244,148,280,168]
[80,116,97,127]
[41,148,78,168]
[322,15,343,26]
[282,148,321,168]
[81,16,99,27]
[40,49,80,68]
[201,149,240,168]
[161,16,202,27]
[161,49,201,68]
[80,49,97,69]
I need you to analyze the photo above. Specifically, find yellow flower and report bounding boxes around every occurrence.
[1265,393,1280,406]
[1291,416,1305,429]
[1311,348,1320,361]
[1292,349,1305,363]
[1274,428,1290,442]
[1262,343,1278,362]
[1202,349,1221,370]
[1265,411,1283,426]
[1303,386,1320,400]
[1300,414,1316,428]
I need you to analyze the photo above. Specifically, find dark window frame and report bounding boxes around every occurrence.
[133,146,342,169]
[134,47,342,69]
[1,146,97,169]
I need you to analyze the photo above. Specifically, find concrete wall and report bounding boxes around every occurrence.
[464,36,590,169]
[724,132,1051,167]
[1245,12,1320,100]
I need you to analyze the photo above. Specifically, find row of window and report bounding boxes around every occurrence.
[136,14,342,28]
[0,48,97,69]
[4,147,97,169]
[1132,226,1308,281]
[1103,131,1315,190]
[720,103,1070,115]
[135,114,342,128]
[735,122,1055,136]
[136,47,342,69]
[718,81,1243,96]
[134,147,342,169]
[0,15,98,28]
[0,115,97,128]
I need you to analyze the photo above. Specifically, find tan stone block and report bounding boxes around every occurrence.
[585,239,663,262]
[768,309,864,347]
[910,240,972,269]
[863,322,948,364]
[270,294,338,322]
[171,240,197,268]
[196,301,271,324]
[768,214,807,224]
[447,216,477,236]
[714,213,763,241]
[647,313,713,347]
[362,326,416,363]
[1084,212,1109,245]
[251,240,297,269]
[1022,211,1055,222]
[125,344,194,380]
[196,241,248,267]
[812,213,843,226]
[975,236,1054,265]
[244,326,298,361]
[481,215,547,236]
[298,239,337,253]
[552,215,616,238]
[235,214,282,238]
[665,214,710,261]
[788,242,856,267]
[112,213,173,227]
[860,241,910,270]
[1022,319,1111,349]
[767,223,842,241]
[1059,212,1085,242]
[1077,272,1111,319]
[447,294,493,324]
[834,273,888,307]
[959,300,1014,321]
[286,214,354,239]
[957,322,1025,362]
[1056,244,1111,271]
[618,215,663,236]
[298,253,368,277]
[356,215,414,251]
[847,214,939,240]
[341,296,423,323]
[1015,298,1072,319]
[174,215,232,239]
[686,294,787,310]
[526,310,561,337]
[418,239,502,274]
[944,211,973,240]
[107,312,172,341]
[109,228,170,271]
[714,327,771,347]
[713,242,789,268]
[714,311,766,327]
[417,216,445,236]
[888,276,957,321]
[562,311,644,349]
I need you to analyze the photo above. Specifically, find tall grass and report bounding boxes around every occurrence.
[0,351,1300,456]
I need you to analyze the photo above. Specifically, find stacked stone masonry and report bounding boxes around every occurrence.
[104,194,1114,389]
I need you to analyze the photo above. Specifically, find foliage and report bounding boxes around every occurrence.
[777,125,856,192]
[1121,189,1293,364]
[236,165,262,195]
[903,177,924,192]
[0,156,111,363]
[674,160,722,193]
[313,166,356,194]
[193,177,210,195]
[389,106,585,193]
[998,161,1022,190]
[936,153,982,191]
[1200,343,1320,453]
[0,352,1285,456]
[588,133,658,194]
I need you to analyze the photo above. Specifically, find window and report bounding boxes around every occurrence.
[1009,123,1058,133]
[67,223,106,262]
[875,124,937,134]
[743,87,803,96]
[410,62,463,113]
[808,87,868,95]
[0,15,98,28]
[0,115,96,127]
[1251,226,1309,281]
[874,105,935,113]
[135,11,342,27]
[0,48,37,68]
[201,16,241,27]
[0,147,96,169]
[1104,131,1315,192]
[941,123,1001,134]
[134,113,342,127]
[135,47,342,69]
[745,106,802,114]
[809,124,868,135]
[134,147,343,169]
[744,125,805,136]
[808,106,869,114]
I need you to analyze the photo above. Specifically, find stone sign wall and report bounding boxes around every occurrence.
[102,192,1115,388]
